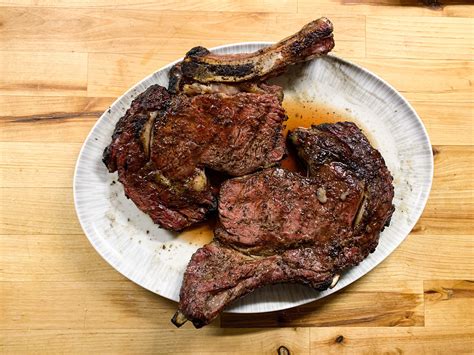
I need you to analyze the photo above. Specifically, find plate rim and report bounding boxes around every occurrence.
[73,41,434,314]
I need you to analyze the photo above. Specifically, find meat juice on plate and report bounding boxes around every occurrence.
[177,217,215,246]
[177,100,371,246]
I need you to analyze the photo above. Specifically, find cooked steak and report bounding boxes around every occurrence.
[104,18,335,231]
[173,122,394,328]
[169,17,334,92]
[103,85,287,231]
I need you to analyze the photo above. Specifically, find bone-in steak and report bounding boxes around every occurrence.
[103,18,335,231]
[103,85,287,231]
[173,122,395,328]
[169,17,334,91]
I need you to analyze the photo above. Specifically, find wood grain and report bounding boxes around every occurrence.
[0,143,81,187]
[0,0,298,13]
[298,0,474,17]
[424,280,474,327]
[0,96,109,143]
[0,328,310,354]
[1,2,473,352]
[351,58,474,104]
[87,53,172,98]
[2,0,471,17]
[221,281,424,327]
[310,326,474,354]
[0,51,88,96]
[0,8,366,56]
[410,101,474,146]
[1,280,178,330]
[366,16,474,60]
[0,188,82,234]
[0,234,125,282]
[366,234,474,281]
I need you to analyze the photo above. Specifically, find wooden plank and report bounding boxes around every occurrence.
[0,188,83,235]
[298,0,473,17]
[1,278,310,355]
[366,16,474,60]
[1,0,470,17]
[0,143,81,188]
[0,328,310,354]
[309,326,474,354]
[0,280,178,330]
[367,234,474,281]
[0,51,88,96]
[411,217,473,236]
[351,58,474,104]
[424,280,474,327]
[0,234,124,282]
[0,8,366,57]
[87,53,171,98]
[221,280,424,327]
[410,101,474,146]
[0,0,297,13]
[0,96,109,118]
[431,145,474,191]
[0,96,109,143]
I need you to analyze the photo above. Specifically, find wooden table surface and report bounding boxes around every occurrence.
[1,1,473,353]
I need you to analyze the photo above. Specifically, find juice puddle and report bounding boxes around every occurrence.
[178,99,374,243]
[177,216,216,246]
[281,98,376,172]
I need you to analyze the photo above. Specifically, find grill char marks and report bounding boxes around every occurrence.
[104,17,339,231]
[175,122,395,328]
[168,17,334,92]
[151,91,288,180]
[103,85,288,231]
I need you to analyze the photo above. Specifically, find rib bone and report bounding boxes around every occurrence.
[171,310,188,327]
[169,17,334,91]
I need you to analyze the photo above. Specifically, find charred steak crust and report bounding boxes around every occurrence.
[103,85,216,231]
[103,85,288,231]
[104,17,337,231]
[289,122,396,242]
[175,122,395,328]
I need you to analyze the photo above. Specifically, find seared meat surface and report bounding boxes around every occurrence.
[174,122,394,328]
[215,166,364,255]
[103,85,287,231]
[104,17,335,231]
[152,89,287,180]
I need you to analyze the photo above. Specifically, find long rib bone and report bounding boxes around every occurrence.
[168,17,334,92]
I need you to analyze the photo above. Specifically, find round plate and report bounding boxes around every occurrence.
[73,42,433,313]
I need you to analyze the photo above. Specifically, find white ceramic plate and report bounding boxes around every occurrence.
[73,42,433,313]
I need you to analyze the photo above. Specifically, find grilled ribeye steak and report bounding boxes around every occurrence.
[103,84,287,231]
[168,17,334,92]
[104,18,335,231]
[174,122,395,328]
